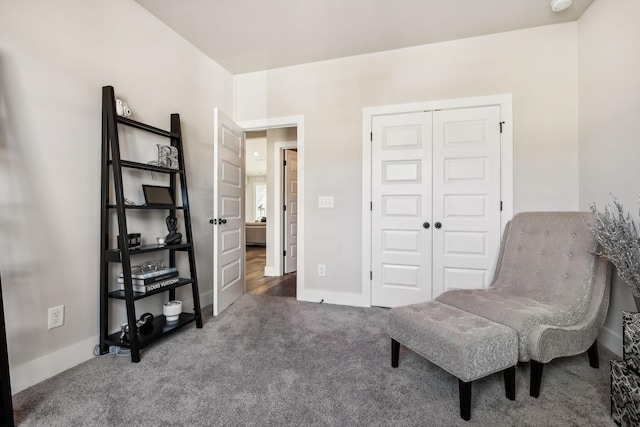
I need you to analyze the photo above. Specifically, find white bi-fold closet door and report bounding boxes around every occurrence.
[371,105,502,308]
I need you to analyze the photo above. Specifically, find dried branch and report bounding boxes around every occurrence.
[589,196,640,297]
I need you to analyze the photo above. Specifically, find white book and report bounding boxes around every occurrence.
[119,267,177,280]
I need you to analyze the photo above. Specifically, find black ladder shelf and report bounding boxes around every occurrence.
[99,85,202,362]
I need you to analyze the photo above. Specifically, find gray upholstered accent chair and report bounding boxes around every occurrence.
[435,211,612,397]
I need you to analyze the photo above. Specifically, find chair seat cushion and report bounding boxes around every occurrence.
[436,287,588,361]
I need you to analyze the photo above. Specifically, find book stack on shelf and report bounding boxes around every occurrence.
[119,267,179,294]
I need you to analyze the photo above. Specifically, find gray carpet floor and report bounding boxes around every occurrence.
[12,294,617,426]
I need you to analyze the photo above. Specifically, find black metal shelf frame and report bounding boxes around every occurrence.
[99,85,202,363]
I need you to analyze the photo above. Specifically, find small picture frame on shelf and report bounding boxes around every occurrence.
[142,185,174,207]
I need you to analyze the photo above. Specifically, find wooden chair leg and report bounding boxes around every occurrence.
[587,340,599,368]
[530,360,544,398]
[458,379,472,421]
[504,366,516,400]
[391,338,400,368]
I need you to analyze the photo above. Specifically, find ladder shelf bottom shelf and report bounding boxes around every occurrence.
[104,312,198,350]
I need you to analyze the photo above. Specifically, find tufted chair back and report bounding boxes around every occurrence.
[436,211,612,363]
[492,212,597,323]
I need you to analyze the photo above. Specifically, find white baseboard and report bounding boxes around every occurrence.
[264,266,277,276]
[10,289,213,395]
[598,324,622,358]
[297,288,370,307]
[10,335,97,395]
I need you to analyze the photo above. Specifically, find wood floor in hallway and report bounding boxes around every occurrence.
[246,246,296,297]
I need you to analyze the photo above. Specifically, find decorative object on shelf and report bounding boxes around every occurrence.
[115,98,132,117]
[142,185,175,207]
[589,196,640,310]
[165,215,182,245]
[157,144,179,169]
[611,311,640,426]
[163,300,182,323]
[117,233,141,249]
[138,260,165,274]
[157,237,165,246]
[119,312,154,342]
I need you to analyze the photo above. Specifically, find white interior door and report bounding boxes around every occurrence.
[371,112,433,307]
[213,108,245,316]
[370,106,502,307]
[284,149,298,274]
[431,106,502,298]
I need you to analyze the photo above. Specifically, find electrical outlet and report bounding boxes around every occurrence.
[318,264,326,276]
[48,305,64,329]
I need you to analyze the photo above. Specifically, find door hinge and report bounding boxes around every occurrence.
[370,132,373,142]
[499,121,505,133]
[370,271,373,280]
[284,160,287,166]
[284,205,287,211]
[370,201,373,211]
[283,250,287,256]
[500,201,503,211]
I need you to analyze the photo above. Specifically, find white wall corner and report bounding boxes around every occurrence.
[599,325,622,358]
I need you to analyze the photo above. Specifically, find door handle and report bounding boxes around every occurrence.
[210,219,215,224]
[434,222,442,229]
[219,218,227,224]
[423,222,430,229]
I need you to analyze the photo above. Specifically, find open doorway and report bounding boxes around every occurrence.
[244,128,298,297]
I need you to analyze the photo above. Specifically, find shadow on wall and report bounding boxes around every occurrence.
[0,53,52,358]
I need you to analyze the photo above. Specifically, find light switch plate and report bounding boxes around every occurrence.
[318,196,334,208]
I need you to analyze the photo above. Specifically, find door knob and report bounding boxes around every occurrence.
[209,219,215,224]
[423,222,430,229]
[434,222,442,229]
[219,218,227,224]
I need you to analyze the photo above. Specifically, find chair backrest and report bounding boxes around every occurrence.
[491,211,598,323]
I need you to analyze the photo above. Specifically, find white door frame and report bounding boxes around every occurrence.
[362,94,513,306]
[238,116,305,298]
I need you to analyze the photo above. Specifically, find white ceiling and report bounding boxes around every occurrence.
[134,0,594,74]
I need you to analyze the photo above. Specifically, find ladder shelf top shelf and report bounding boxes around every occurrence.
[116,116,180,139]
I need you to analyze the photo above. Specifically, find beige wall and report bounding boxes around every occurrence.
[578,0,640,355]
[0,0,233,392]
[235,23,580,298]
